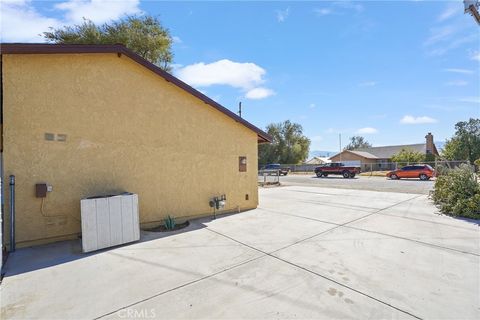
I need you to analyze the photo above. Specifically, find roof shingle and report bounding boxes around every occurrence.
[356,144,426,159]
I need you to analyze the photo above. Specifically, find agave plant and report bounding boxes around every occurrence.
[164,215,176,230]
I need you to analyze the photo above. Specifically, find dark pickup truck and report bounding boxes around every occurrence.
[261,163,291,176]
[314,163,360,178]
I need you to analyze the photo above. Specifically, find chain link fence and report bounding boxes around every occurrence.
[261,160,471,175]
[357,160,470,173]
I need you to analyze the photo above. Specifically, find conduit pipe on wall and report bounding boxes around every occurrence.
[9,175,15,252]
[209,194,226,219]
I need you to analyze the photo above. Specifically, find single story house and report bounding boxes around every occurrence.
[0,43,272,248]
[329,133,439,171]
[304,156,331,165]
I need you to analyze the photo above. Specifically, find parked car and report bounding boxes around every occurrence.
[261,163,291,176]
[386,164,435,181]
[314,162,361,178]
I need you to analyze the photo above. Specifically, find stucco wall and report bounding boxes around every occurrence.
[2,53,259,247]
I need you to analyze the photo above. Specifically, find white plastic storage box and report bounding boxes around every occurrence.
[80,193,140,252]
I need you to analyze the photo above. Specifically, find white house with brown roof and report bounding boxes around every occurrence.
[304,156,331,165]
[329,133,439,171]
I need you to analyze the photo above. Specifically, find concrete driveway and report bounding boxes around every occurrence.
[1,186,479,319]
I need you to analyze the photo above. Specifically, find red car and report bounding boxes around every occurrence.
[387,164,435,181]
[314,162,361,178]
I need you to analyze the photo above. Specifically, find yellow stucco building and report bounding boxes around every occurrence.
[0,44,271,248]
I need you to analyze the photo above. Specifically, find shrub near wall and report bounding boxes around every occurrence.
[431,164,480,219]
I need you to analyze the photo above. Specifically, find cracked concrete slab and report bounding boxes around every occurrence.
[348,212,480,255]
[1,185,478,320]
[103,255,415,320]
[203,208,336,252]
[273,226,479,320]
[1,227,262,319]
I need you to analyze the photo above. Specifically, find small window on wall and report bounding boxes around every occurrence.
[239,156,247,172]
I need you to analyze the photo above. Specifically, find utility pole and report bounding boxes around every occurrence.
[238,102,242,118]
[339,133,342,161]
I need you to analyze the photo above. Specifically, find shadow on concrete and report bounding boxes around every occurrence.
[2,211,241,277]
[450,216,480,227]
[385,178,434,182]
[312,176,359,180]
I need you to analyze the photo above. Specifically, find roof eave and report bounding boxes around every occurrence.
[0,43,273,144]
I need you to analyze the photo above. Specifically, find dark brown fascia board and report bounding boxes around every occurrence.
[0,43,272,143]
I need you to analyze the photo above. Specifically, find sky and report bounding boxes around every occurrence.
[1,0,479,154]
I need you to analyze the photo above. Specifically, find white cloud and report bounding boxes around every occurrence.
[245,87,275,100]
[470,50,480,61]
[314,8,332,16]
[176,59,266,89]
[1,0,142,42]
[54,0,141,24]
[276,7,290,22]
[424,23,478,56]
[400,115,438,125]
[437,4,459,22]
[358,81,377,87]
[309,103,316,109]
[429,34,478,56]
[333,1,364,13]
[445,80,468,86]
[170,63,184,71]
[172,36,182,44]
[356,127,378,134]
[176,59,274,100]
[459,97,480,104]
[1,0,61,42]
[424,26,455,47]
[443,68,474,74]
[313,1,363,18]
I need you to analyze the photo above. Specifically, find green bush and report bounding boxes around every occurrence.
[431,164,480,219]
[391,148,425,167]
[424,153,436,163]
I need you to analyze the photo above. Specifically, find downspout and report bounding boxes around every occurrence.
[0,57,15,253]
[9,175,14,252]
[0,54,4,266]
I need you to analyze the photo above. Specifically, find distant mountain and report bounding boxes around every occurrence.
[309,150,336,158]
